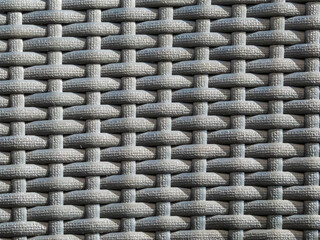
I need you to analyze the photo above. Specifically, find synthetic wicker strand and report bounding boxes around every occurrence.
[0,0,319,239]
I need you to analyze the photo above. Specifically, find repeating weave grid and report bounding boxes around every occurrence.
[0,0,319,239]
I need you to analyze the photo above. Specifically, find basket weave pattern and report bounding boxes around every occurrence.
[0,0,319,239]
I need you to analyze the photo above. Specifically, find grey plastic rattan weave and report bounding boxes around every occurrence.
[0,0,319,239]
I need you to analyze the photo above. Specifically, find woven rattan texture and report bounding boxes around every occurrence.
[0,0,319,239]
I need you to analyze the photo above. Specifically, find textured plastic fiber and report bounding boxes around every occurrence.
[0,0,319,239]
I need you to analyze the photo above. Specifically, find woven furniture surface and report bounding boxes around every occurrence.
[0,0,319,239]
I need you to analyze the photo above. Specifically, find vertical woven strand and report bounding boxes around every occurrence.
[304,2,320,239]
[156,6,173,240]
[120,0,137,234]
[267,0,285,232]
[85,7,102,240]
[8,10,27,240]
[190,0,210,233]
[229,3,246,240]
[47,0,64,236]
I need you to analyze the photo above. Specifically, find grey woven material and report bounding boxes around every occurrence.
[0,0,319,239]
